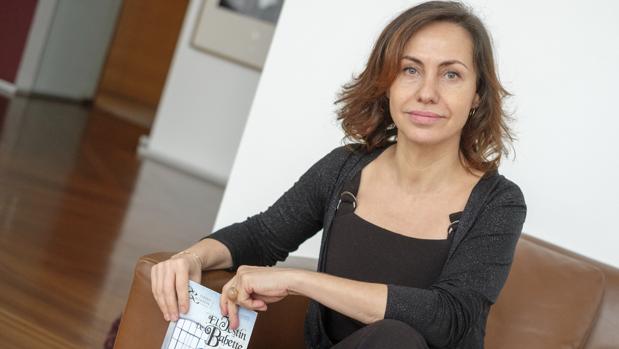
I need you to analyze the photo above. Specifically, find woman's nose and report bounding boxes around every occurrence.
[416,75,439,104]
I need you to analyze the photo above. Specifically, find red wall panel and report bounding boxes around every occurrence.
[0,0,38,83]
[0,96,7,135]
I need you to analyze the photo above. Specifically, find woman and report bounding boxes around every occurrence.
[151,1,527,348]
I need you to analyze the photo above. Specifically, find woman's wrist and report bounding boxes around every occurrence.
[287,269,310,296]
[172,250,203,270]
[187,238,233,271]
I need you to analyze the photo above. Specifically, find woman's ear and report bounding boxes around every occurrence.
[472,93,480,108]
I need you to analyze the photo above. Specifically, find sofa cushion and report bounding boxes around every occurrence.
[485,238,606,348]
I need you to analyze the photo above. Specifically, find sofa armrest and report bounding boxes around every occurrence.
[114,252,310,349]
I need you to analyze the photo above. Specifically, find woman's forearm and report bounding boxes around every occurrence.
[185,238,234,271]
[184,240,389,324]
[288,269,388,325]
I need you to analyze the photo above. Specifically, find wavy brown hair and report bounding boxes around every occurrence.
[336,1,514,173]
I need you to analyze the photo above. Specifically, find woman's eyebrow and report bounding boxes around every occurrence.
[402,55,469,70]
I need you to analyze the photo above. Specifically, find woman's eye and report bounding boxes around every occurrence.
[403,67,417,75]
[445,71,460,79]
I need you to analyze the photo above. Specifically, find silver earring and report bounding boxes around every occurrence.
[468,108,478,118]
[387,123,397,130]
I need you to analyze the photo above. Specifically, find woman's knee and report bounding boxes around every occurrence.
[370,319,416,332]
[368,319,427,341]
[334,319,429,349]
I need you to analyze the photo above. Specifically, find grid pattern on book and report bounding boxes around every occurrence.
[166,318,206,349]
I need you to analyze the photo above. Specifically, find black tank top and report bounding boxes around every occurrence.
[323,170,462,344]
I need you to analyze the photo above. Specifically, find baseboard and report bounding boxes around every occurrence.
[0,80,17,96]
[94,92,155,128]
[137,136,227,188]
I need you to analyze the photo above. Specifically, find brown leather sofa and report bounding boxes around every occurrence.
[114,234,619,348]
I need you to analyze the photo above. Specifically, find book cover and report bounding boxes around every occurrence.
[161,280,257,349]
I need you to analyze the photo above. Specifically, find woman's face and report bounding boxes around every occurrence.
[388,21,480,147]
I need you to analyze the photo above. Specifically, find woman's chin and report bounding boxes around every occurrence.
[397,132,448,147]
[395,127,462,148]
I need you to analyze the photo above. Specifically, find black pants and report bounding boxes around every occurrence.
[331,319,430,349]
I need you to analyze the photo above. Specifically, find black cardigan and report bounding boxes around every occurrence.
[205,143,527,348]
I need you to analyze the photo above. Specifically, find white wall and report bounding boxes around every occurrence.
[489,1,619,266]
[210,0,619,268]
[143,0,262,186]
[15,0,57,93]
[30,0,122,100]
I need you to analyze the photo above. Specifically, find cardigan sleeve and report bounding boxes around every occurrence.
[383,180,527,348]
[202,146,350,271]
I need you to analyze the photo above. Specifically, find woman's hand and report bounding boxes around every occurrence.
[151,252,203,322]
[220,265,298,330]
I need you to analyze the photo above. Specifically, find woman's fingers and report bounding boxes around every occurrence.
[220,278,246,330]
[151,265,170,321]
[220,286,227,316]
[217,265,298,326]
[247,298,267,311]
[151,256,205,321]
[247,298,266,309]
[227,300,239,330]
[162,263,180,321]
[175,263,190,314]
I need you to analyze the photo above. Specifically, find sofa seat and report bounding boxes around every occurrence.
[114,234,619,348]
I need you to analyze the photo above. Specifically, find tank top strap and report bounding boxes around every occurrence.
[335,170,362,216]
[447,211,463,238]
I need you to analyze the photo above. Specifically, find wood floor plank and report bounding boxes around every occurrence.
[0,95,224,348]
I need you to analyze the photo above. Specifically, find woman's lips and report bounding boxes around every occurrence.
[407,110,444,125]
[410,110,441,117]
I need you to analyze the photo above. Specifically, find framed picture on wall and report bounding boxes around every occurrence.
[192,0,285,71]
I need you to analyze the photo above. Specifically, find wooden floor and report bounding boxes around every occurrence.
[0,95,225,348]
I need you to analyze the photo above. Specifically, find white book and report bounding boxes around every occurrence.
[161,280,258,349]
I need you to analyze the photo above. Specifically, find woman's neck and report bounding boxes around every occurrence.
[385,136,467,195]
